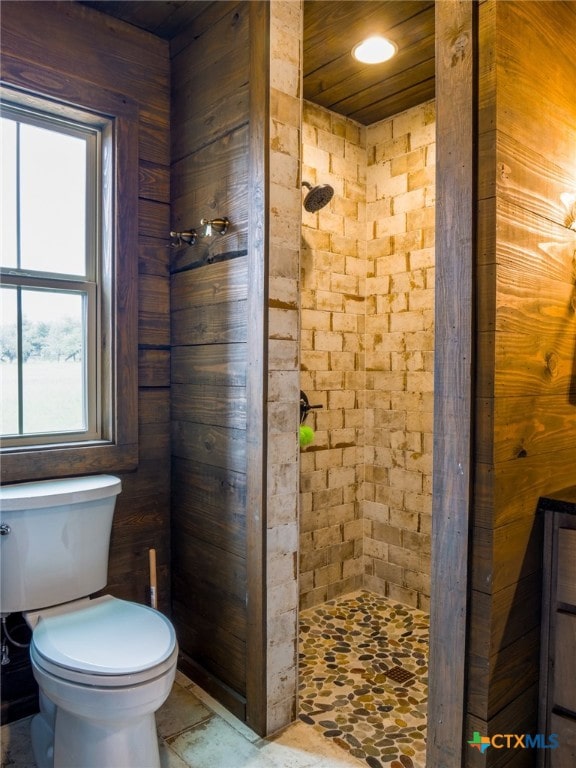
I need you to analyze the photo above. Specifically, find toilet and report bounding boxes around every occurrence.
[0,475,178,768]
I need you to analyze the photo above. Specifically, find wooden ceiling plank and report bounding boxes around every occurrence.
[317,57,434,115]
[153,1,213,38]
[350,77,435,124]
[81,1,213,40]
[320,57,435,124]
[304,32,434,104]
[304,1,433,74]
[81,1,183,33]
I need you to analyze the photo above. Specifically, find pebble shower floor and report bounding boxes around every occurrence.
[299,591,429,768]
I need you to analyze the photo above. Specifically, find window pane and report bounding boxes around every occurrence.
[20,124,87,276]
[21,290,86,434]
[0,287,19,434]
[0,118,18,269]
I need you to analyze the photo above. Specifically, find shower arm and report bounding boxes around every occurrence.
[300,390,323,424]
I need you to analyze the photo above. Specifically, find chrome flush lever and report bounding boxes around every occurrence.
[0,523,11,536]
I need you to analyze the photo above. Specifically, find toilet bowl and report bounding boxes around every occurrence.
[26,595,178,768]
[0,476,179,768]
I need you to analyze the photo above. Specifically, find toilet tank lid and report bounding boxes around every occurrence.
[0,475,122,511]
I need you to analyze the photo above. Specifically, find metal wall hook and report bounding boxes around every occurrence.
[200,217,230,237]
[170,229,197,247]
[170,217,230,246]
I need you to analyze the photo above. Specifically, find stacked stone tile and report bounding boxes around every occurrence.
[300,99,435,614]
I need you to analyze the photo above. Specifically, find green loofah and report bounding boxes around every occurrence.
[299,424,315,447]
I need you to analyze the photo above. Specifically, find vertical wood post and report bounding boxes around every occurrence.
[427,1,476,765]
[245,0,269,737]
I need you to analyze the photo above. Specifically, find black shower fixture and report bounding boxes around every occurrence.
[302,181,334,212]
[300,390,323,424]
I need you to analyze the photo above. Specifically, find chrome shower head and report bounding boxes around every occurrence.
[302,181,334,212]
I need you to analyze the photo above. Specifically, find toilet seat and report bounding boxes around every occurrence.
[30,595,177,687]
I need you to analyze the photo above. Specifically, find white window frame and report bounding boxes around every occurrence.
[1,103,102,446]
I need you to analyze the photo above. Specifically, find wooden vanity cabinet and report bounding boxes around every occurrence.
[538,488,576,768]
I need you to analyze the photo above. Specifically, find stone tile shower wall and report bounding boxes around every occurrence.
[300,99,435,613]
[300,101,367,609]
[266,0,303,733]
[364,100,435,612]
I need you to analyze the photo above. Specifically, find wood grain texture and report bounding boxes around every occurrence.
[469,626,540,721]
[476,395,576,465]
[172,457,246,558]
[172,601,246,694]
[171,344,247,387]
[474,448,576,532]
[471,511,544,596]
[169,1,238,58]
[171,300,248,346]
[82,0,213,41]
[466,685,539,768]
[139,236,170,278]
[171,421,247,473]
[172,384,246,429]
[139,274,170,346]
[138,349,170,387]
[169,0,259,721]
[171,124,249,205]
[139,111,171,165]
[139,160,169,203]
[171,3,249,161]
[426,3,474,766]
[82,0,435,126]
[2,1,169,110]
[468,572,541,664]
[495,1,576,162]
[171,259,248,310]
[470,4,576,755]
[244,0,269,736]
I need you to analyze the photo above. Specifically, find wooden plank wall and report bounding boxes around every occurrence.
[169,1,253,722]
[467,1,576,764]
[0,1,171,720]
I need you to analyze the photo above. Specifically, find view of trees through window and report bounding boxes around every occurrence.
[1,316,82,363]
[0,287,87,436]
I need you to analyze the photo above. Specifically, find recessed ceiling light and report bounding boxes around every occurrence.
[352,35,397,64]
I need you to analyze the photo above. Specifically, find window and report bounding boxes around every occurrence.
[1,105,100,445]
[0,87,138,481]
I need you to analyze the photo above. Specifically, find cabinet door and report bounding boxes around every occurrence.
[557,529,576,606]
[550,713,576,768]
[553,612,576,714]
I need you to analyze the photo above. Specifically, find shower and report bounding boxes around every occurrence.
[301,180,334,212]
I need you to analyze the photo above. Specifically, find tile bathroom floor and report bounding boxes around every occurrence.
[1,671,368,768]
[1,591,428,768]
[299,591,428,768]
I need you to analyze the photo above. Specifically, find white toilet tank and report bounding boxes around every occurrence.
[0,475,121,615]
